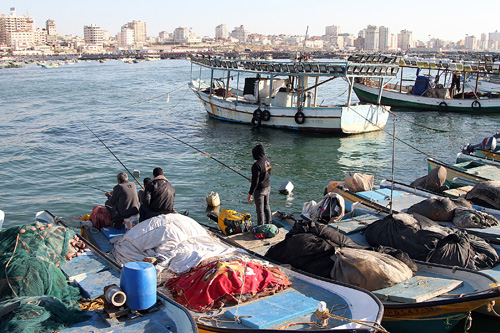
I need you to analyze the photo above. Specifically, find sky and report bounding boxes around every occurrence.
[5,0,500,42]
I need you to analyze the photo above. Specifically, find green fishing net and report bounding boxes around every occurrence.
[0,221,88,332]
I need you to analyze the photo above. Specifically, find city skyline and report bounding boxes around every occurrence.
[7,0,500,42]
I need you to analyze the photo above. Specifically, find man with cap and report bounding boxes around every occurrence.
[140,167,175,221]
[247,144,272,225]
[105,172,140,229]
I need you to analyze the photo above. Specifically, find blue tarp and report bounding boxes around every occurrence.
[413,76,428,96]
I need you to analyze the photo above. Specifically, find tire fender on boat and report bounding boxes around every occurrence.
[472,100,481,109]
[438,101,448,111]
[251,115,261,128]
[253,108,262,117]
[294,111,305,124]
[261,110,271,121]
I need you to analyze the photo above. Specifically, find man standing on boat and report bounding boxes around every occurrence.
[248,144,272,225]
[105,172,140,229]
[140,167,175,221]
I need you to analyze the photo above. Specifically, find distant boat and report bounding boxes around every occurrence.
[427,158,500,187]
[41,63,59,69]
[189,54,400,134]
[467,75,500,94]
[4,62,24,68]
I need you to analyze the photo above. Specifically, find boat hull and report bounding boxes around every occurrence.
[354,82,500,113]
[192,88,389,134]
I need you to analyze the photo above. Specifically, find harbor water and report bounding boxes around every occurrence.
[1,59,500,331]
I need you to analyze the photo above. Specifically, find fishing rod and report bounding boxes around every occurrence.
[154,128,250,181]
[41,171,107,193]
[85,125,144,189]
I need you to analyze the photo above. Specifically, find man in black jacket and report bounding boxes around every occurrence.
[140,167,175,221]
[105,172,140,229]
[247,144,272,225]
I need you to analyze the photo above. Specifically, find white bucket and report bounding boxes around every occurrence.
[206,191,221,207]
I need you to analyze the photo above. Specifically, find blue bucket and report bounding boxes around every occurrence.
[120,262,157,310]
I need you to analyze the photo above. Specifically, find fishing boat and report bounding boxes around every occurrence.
[41,62,59,69]
[353,59,500,113]
[240,210,500,333]
[77,212,384,332]
[427,158,500,187]
[0,211,198,333]
[457,134,500,166]
[467,75,500,94]
[188,54,401,134]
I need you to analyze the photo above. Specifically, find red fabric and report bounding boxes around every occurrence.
[166,260,291,312]
[90,205,112,230]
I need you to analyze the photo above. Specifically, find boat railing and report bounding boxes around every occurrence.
[190,54,400,78]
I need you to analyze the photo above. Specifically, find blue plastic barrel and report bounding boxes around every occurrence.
[120,262,157,310]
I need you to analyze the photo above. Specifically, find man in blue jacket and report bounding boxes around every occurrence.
[247,144,272,225]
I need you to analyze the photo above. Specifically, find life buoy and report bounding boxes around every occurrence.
[472,100,481,109]
[261,110,271,121]
[438,101,448,111]
[253,108,262,117]
[294,111,305,124]
[251,115,261,128]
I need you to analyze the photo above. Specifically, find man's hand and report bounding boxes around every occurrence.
[247,194,253,202]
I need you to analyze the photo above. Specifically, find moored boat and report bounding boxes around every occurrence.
[189,54,400,134]
[353,60,500,113]
[427,158,500,187]
[76,212,385,332]
[264,210,500,333]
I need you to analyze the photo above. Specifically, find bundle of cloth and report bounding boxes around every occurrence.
[265,219,417,291]
[364,211,499,270]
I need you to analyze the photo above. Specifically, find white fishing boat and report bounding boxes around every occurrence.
[353,60,500,113]
[467,75,500,94]
[77,212,385,332]
[189,54,400,134]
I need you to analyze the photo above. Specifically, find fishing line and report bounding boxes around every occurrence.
[387,109,448,133]
[346,106,448,165]
[154,127,250,181]
[129,82,189,106]
[85,124,144,189]
[40,171,107,193]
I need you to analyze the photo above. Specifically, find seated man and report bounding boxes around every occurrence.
[105,172,140,229]
[140,167,175,221]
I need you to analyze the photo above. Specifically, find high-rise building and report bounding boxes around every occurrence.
[465,35,478,50]
[124,20,146,44]
[117,27,135,48]
[45,19,56,45]
[215,24,228,39]
[0,7,36,47]
[397,30,414,50]
[364,25,379,51]
[325,25,341,36]
[83,24,104,47]
[231,25,249,43]
[379,26,391,51]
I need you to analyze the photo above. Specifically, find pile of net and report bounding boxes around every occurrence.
[0,219,88,332]
[265,219,417,291]
[364,212,499,270]
[166,259,291,312]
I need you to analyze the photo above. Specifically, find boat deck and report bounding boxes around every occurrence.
[79,224,381,331]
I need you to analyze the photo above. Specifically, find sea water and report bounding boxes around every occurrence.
[1,59,500,331]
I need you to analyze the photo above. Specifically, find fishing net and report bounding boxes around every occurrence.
[0,220,88,331]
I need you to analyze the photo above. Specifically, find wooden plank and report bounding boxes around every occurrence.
[443,186,473,198]
[60,251,108,282]
[333,215,379,235]
[228,229,286,254]
[373,276,463,303]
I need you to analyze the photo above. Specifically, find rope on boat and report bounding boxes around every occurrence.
[78,295,105,311]
[487,301,500,317]
[383,312,468,321]
[5,234,21,298]
[387,109,448,133]
[347,105,449,165]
